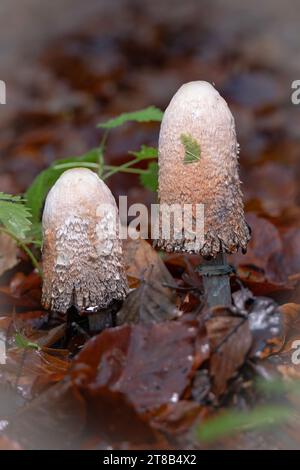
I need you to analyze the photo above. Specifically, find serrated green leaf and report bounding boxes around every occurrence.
[15,333,40,351]
[26,148,102,224]
[0,193,32,239]
[180,133,201,164]
[129,145,158,160]
[197,405,292,443]
[140,162,158,192]
[97,106,163,129]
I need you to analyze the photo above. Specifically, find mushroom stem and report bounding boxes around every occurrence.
[196,253,233,307]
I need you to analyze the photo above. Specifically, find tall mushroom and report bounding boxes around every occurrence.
[42,168,128,327]
[156,81,251,306]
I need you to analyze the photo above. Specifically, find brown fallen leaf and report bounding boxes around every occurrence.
[80,387,166,449]
[279,303,300,349]
[117,274,179,325]
[4,348,70,399]
[6,381,86,450]
[232,214,300,290]
[5,366,165,449]
[233,265,293,296]
[232,212,283,281]
[0,271,42,310]
[72,321,203,413]
[150,400,205,439]
[9,271,42,296]
[281,227,300,278]
[206,309,252,397]
[124,238,175,287]
[28,323,67,349]
[118,238,179,324]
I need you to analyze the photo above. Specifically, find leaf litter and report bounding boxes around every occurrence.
[1,5,300,450]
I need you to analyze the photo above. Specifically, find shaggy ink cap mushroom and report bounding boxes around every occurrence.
[42,168,128,313]
[157,81,251,257]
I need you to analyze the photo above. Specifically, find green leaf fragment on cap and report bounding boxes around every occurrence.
[180,133,201,164]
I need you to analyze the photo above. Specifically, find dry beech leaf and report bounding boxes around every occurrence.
[123,238,173,286]
[116,274,179,325]
[6,381,86,450]
[78,387,165,449]
[30,323,67,349]
[279,303,300,351]
[5,348,70,399]
[232,213,282,278]
[232,213,300,290]
[0,271,42,309]
[233,265,292,296]
[17,381,164,449]
[151,400,205,437]
[119,238,178,324]
[72,321,202,413]
[206,310,252,397]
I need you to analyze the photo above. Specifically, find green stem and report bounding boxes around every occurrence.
[98,133,109,177]
[103,158,145,179]
[103,165,148,178]
[100,130,109,150]
[97,147,104,177]
[0,227,42,277]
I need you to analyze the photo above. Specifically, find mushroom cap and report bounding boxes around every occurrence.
[42,168,128,313]
[157,81,250,257]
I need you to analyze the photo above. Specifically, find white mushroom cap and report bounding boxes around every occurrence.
[42,168,128,313]
[157,81,250,257]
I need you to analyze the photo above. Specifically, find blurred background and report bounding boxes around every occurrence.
[0,0,299,181]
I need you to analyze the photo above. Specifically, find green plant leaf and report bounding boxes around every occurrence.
[15,333,40,351]
[180,133,201,164]
[26,148,102,224]
[97,106,163,129]
[129,145,158,160]
[140,162,158,192]
[0,193,32,240]
[197,405,292,443]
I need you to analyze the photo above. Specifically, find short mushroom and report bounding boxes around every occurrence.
[42,168,128,327]
[156,81,251,306]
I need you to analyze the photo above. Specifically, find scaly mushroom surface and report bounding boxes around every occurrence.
[42,168,128,313]
[157,80,250,257]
